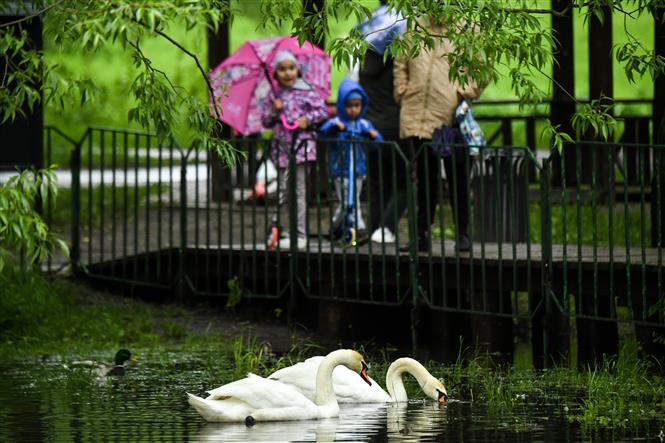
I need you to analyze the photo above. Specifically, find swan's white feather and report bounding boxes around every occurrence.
[188,350,365,422]
[269,357,390,403]
[189,375,321,422]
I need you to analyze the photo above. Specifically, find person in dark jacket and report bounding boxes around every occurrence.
[320,79,382,242]
[357,2,408,244]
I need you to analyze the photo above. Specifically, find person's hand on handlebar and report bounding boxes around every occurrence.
[272,99,283,112]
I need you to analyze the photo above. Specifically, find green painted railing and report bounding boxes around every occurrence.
[36,126,665,357]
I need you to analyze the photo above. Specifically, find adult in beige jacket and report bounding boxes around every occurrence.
[394,16,482,252]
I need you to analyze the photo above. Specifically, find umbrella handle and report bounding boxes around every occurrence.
[280,114,300,131]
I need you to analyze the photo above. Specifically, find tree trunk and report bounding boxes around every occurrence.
[207,22,232,201]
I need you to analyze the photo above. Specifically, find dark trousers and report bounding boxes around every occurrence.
[367,138,409,233]
[409,137,470,237]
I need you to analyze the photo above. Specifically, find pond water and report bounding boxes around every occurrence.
[0,352,656,442]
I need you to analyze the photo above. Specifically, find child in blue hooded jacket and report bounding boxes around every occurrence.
[320,79,383,241]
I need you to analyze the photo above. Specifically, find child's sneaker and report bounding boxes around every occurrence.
[329,224,343,242]
[370,227,396,244]
[266,223,281,250]
[278,236,307,250]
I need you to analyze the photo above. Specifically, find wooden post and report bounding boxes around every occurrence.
[577,6,619,366]
[656,10,665,145]
[583,5,613,189]
[588,9,613,100]
[208,20,232,202]
[550,0,576,187]
[303,0,330,205]
[541,0,573,366]
[652,8,665,246]
[0,13,43,171]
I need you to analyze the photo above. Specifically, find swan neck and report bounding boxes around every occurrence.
[386,358,429,402]
[314,350,351,405]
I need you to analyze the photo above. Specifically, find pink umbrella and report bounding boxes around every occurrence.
[210,36,331,136]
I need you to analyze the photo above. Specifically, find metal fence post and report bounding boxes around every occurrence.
[288,142,298,324]
[69,131,85,273]
[540,158,553,364]
[540,154,571,367]
[177,149,189,303]
[406,157,419,354]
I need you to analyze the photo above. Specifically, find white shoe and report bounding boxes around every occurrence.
[370,227,396,244]
[278,237,307,250]
[278,237,291,249]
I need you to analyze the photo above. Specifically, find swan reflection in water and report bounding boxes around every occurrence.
[193,403,387,442]
[386,401,449,441]
[194,401,449,442]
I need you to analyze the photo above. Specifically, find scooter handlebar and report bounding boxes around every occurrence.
[280,114,300,131]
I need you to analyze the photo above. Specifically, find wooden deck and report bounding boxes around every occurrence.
[204,240,664,269]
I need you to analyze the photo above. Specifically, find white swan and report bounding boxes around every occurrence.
[268,357,447,404]
[187,349,371,423]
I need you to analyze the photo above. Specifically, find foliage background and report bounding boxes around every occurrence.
[42,0,656,150]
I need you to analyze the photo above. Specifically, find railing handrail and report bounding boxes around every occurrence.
[41,126,665,349]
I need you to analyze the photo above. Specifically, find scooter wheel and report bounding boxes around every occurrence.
[346,227,357,247]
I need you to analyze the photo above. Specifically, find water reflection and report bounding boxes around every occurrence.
[386,402,448,441]
[1,355,659,442]
[192,402,455,442]
[193,404,387,442]
[194,418,339,442]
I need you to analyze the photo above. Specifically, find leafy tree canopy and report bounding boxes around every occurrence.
[1,0,664,158]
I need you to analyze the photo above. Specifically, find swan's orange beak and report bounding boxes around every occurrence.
[438,390,448,405]
[359,361,372,386]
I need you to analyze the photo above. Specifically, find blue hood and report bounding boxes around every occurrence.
[336,79,369,123]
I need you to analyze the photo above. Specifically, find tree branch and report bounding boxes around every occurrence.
[501,8,568,17]
[130,19,223,124]
[127,39,180,92]
[0,0,65,28]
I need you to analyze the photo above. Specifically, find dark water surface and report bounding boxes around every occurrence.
[0,353,656,442]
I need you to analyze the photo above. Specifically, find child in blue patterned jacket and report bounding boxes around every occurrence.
[320,79,383,243]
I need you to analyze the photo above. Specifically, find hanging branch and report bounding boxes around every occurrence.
[129,17,223,124]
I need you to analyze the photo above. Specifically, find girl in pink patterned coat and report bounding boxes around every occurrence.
[261,50,328,250]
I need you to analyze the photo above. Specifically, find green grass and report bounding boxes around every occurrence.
[0,270,161,354]
[47,183,171,232]
[530,201,651,247]
[427,342,665,433]
[431,198,651,247]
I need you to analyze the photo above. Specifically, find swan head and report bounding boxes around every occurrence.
[342,350,372,386]
[423,377,448,404]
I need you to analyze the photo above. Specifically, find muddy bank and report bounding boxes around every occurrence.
[79,284,337,354]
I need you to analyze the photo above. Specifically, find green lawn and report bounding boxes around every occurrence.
[431,198,651,248]
[48,183,170,233]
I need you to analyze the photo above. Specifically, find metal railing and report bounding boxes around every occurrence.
[543,141,665,327]
[33,125,665,358]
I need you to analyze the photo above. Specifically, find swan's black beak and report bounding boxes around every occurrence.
[359,361,372,386]
[437,389,448,405]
